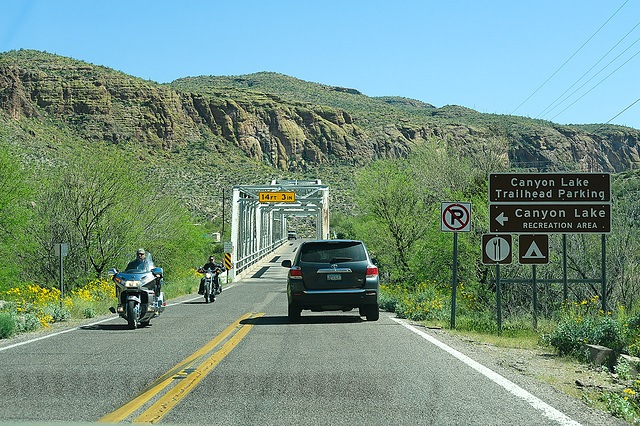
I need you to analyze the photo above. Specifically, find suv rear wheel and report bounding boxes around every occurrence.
[364,304,379,321]
[288,303,301,322]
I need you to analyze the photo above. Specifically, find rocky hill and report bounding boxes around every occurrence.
[1,49,640,180]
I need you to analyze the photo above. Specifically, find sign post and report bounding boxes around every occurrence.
[54,243,68,307]
[518,234,549,330]
[481,234,512,334]
[223,242,233,283]
[441,202,471,329]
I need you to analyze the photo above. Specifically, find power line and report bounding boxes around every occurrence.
[543,34,640,119]
[551,48,640,121]
[536,19,640,119]
[511,0,629,115]
[606,97,640,124]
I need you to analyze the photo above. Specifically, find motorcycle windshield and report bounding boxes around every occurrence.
[124,252,155,273]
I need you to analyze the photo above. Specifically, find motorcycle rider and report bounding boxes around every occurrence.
[126,249,163,297]
[126,248,147,271]
[198,256,224,297]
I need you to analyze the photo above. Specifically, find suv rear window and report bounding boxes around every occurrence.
[300,241,367,263]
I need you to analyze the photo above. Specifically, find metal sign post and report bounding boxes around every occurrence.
[518,234,548,331]
[496,264,501,335]
[481,234,512,335]
[441,202,472,329]
[54,243,68,307]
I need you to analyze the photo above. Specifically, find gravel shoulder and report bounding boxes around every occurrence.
[416,323,631,425]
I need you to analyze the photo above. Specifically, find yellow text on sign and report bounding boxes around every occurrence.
[259,192,296,202]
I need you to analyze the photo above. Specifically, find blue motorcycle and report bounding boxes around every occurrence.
[108,251,166,329]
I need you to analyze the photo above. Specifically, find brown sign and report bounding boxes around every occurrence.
[489,173,610,203]
[518,235,549,264]
[490,204,611,234]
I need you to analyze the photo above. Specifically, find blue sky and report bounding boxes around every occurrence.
[2,0,639,129]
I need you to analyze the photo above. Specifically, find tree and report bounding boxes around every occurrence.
[0,145,32,290]
[355,158,428,282]
[27,146,199,287]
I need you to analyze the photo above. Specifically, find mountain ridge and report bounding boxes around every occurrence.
[1,49,639,176]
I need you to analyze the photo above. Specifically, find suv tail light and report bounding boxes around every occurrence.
[289,267,302,278]
[366,266,378,277]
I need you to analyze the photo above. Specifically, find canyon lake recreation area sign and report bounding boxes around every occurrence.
[488,173,611,234]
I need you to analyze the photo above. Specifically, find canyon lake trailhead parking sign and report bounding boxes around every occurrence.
[488,173,611,234]
[441,202,471,232]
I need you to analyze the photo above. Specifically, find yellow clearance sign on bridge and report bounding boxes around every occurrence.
[259,192,296,202]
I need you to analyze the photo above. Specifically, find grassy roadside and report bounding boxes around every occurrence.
[0,268,205,338]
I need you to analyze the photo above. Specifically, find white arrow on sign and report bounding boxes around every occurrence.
[495,212,508,226]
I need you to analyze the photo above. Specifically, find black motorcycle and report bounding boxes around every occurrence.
[108,252,165,328]
[197,266,224,303]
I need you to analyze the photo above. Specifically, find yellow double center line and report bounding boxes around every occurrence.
[98,312,264,424]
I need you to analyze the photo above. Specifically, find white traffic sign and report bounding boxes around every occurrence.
[482,234,512,264]
[441,202,471,232]
[54,243,68,257]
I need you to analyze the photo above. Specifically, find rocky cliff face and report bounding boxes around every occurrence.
[0,60,377,170]
[1,51,639,173]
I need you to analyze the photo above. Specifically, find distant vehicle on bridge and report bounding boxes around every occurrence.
[287,230,297,240]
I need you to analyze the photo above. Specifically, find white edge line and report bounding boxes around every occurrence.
[0,316,116,352]
[390,317,581,426]
[0,284,240,353]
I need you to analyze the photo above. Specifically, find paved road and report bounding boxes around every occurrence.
[0,242,623,425]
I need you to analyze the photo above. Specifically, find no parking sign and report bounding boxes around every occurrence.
[441,202,472,329]
[441,202,471,232]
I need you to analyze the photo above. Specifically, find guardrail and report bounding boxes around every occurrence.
[234,238,287,279]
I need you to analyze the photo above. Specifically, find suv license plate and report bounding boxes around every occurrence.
[327,274,342,281]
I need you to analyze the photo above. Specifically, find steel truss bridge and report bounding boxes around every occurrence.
[228,179,329,281]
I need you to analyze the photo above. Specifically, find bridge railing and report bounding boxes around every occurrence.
[233,237,287,279]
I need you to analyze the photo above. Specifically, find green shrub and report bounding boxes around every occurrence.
[44,304,71,322]
[14,313,39,333]
[593,316,625,352]
[546,315,626,360]
[546,316,594,358]
[0,312,16,339]
[614,357,632,380]
[378,290,398,313]
[601,392,637,422]
[81,307,96,318]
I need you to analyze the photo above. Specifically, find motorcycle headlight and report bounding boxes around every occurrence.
[125,280,141,288]
[205,273,212,278]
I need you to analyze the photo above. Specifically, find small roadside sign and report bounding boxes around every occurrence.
[482,234,512,265]
[441,202,471,232]
[54,243,68,257]
[223,242,233,253]
[519,234,549,264]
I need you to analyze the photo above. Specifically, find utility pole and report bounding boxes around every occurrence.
[221,187,225,236]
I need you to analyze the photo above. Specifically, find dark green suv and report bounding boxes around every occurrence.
[281,240,379,322]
